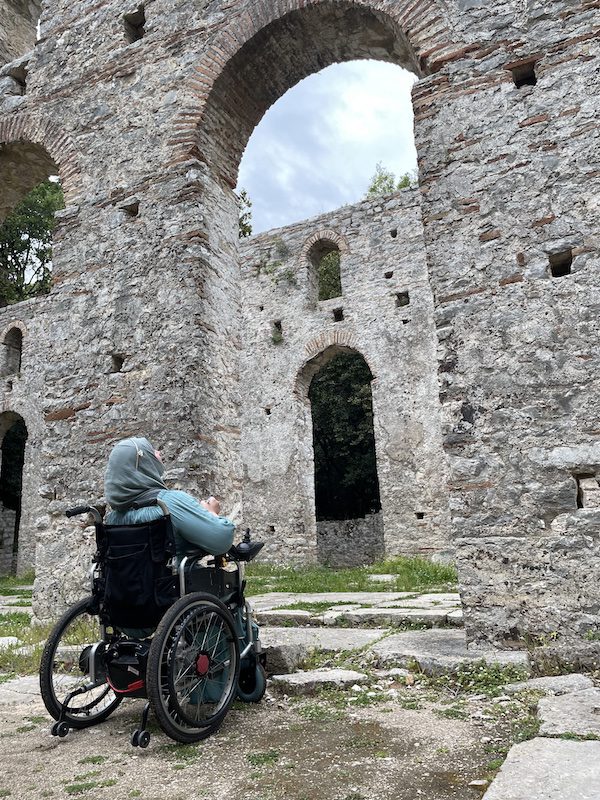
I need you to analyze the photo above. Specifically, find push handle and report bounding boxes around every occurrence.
[65,505,103,524]
[66,505,93,518]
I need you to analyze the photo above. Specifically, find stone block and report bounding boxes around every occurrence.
[538,688,600,737]
[270,668,368,696]
[504,674,594,696]
[482,739,600,800]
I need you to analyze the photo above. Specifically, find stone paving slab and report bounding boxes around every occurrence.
[538,688,600,736]
[505,673,594,696]
[261,626,386,674]
[0,636,19,649]
[370,629,529,675]
[270,668,368,695]
[249,592,419,611]
[0,676,41,705]
[482,738,600,800]
[332,607,450,626]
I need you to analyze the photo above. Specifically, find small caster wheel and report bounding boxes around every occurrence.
[131,730,140,747]
[56,721,69,738]
[50,722,60,737]
[137,731,150,749]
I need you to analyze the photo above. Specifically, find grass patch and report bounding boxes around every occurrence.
[424,660,530,698]
[277,601,350,613]
[557,732,600,741]
[245,557,457,596]
[0,611,31,637]
[158,743,201,761]
[246,749,280,767]
[295,701,345,722]
[0,572,34,591]
[78,756,108,766]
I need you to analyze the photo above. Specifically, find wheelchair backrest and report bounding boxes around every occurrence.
[95,515,178,629]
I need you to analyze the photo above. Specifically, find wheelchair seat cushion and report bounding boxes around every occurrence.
[98,516,178,629]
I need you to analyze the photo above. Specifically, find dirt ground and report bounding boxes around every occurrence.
[0,684,531,800]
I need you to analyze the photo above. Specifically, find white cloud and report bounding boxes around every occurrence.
[237,60,417,234]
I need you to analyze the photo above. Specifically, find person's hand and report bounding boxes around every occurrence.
[201,495,221,516]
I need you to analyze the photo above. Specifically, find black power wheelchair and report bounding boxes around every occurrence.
[39,499,266,746]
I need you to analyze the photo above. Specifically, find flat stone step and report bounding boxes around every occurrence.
[369,629,529,675]
[538,688,600,737]
[482,739,600,800]
[261,626,387,674]
[249,591,426,611]
[505,673,594,696]
[255,606,463,629]
[270,668,368,696]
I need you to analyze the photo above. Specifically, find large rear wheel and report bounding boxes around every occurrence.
[39,597,122,728]
[147,593,240,743]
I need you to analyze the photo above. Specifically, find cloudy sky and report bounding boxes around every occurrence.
[237,60,418,234]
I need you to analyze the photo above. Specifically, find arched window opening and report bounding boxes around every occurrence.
[0,413,27,575]
[0,142,63,306]
[2,327,23,376]
[308,350,381,521]
[308,240,342,302]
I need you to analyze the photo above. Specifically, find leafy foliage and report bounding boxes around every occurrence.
[238,188,253,238]
[0,180,64,305]
[309,352,380,520]
[365,162,418,198]
[318,249,342,301]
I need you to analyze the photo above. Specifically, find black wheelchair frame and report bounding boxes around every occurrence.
[39,499,266,746]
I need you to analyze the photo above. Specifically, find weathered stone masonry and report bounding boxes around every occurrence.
[0,0,598,655]
[239,191,451,566]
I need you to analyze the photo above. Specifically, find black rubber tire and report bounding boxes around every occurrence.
[237,661,267,703]
[39,596,122,729]
[146,592,240,744]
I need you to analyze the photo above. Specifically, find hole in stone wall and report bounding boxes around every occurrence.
[509,61,537,88]
[415,511,425,519]
[574,473,599,509]
[124,5,145,43]
[259,305,264,311]
[111,354,125,373]
[396,291,410,308]
[549,249,572,278]
[268,524,275,532]
[333,308,344,322]
[1,329,23,377]
[119,197,139,217]
[384,271,394,279]
[271,320,283,344]
[264,407,271,415]
[390,229,398,238]
[0,414,28,575]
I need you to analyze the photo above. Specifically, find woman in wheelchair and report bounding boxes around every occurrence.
[39,437,266,747]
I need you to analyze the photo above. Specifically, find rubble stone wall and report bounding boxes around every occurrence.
[0,0,596,653]
[239,191,451,563]
[316,514,385,568]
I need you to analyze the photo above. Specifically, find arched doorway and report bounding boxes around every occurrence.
[301,345,384,566]
[0,412,28,575]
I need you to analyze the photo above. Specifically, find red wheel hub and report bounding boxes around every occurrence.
[195,653,210,676]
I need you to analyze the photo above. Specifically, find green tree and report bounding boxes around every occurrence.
[238,188,253,238]
[317,250,342,301]
[365,163,417,198]
[0,179,64,306]
[309,352,381,520]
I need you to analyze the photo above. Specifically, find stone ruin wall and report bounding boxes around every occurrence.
[0,0,597,655]
[239,191,451,565]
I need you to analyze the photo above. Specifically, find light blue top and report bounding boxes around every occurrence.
[104,437,235,558]
[105,489,235,559]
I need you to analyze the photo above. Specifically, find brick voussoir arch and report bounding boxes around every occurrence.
[294,330,377,397]
[0,113,83,205]
[168,0,461,167]
[299,228,350,261]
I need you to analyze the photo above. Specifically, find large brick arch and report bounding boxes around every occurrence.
[168,0,463,182]
[0,113,82,219]
[294,334,377,397]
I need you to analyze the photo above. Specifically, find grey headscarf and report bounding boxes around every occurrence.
[104,437,167,511]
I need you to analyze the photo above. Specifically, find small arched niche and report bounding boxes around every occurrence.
[1,327,23,377]
[0,411,28,575]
